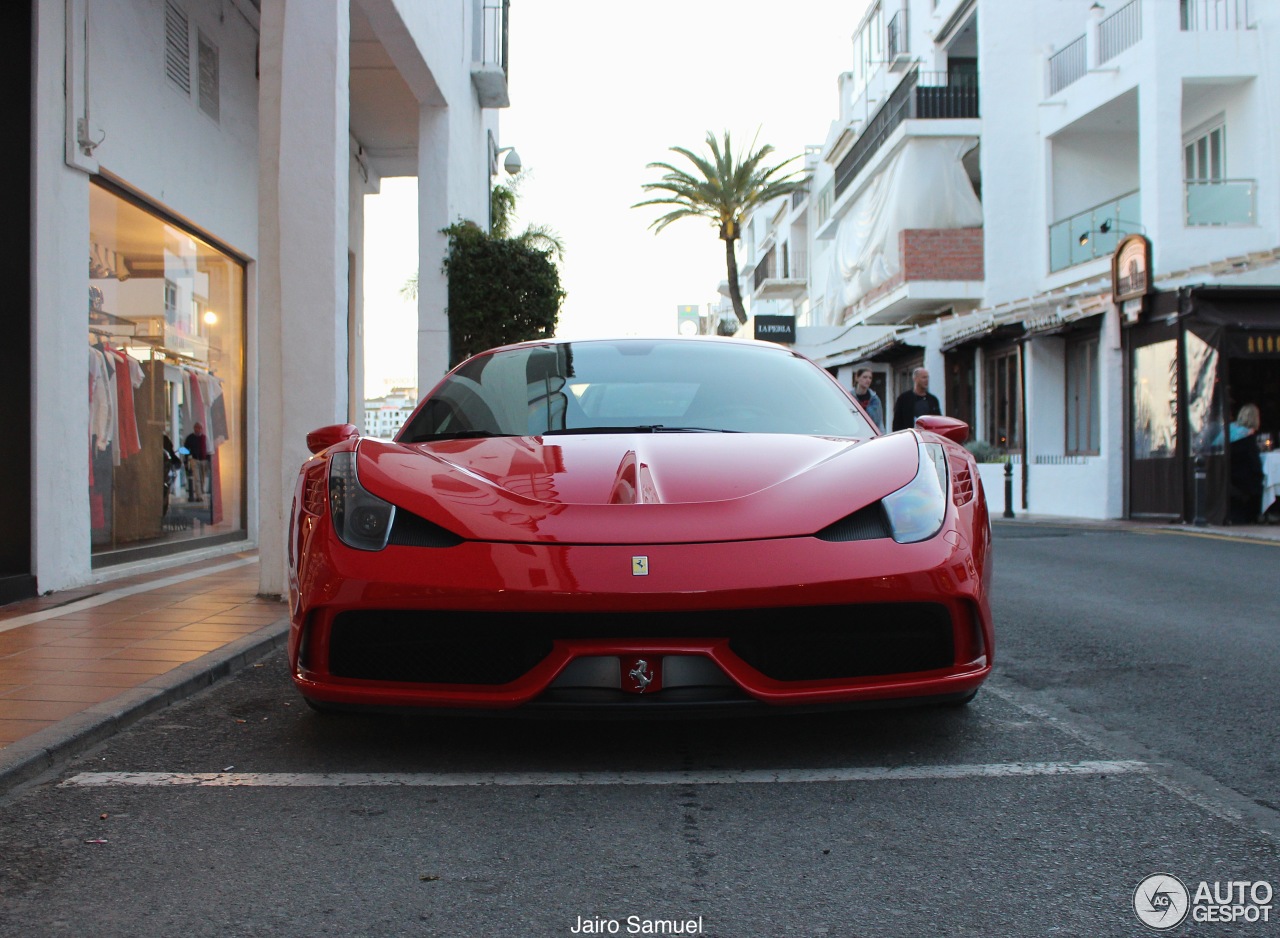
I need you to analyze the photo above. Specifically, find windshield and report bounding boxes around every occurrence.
[398,340,874,441]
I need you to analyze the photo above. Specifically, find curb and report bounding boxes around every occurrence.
[0,618,290,795]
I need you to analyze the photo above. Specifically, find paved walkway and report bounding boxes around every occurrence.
[0,551,288,790]
[1,517,1276,792]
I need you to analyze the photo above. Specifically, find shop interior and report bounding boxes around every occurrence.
[88,182,244,562]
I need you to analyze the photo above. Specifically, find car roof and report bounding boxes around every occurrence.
[479,335,799,356]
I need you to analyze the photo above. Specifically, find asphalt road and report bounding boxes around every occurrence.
[1,523,1277,937]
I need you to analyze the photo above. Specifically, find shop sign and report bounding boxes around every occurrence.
[1112,234,1152,303]
[754,315,796,344]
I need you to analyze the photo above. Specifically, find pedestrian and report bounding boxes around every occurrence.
[1228,403,1263,524]
[183,422,210,501]
[852,368,884,432]
[891,367,942,431]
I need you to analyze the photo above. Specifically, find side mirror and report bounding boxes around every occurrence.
[915,415,969,445]
[306,423,359,454]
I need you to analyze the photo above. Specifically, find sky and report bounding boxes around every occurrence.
[363,0,870,397]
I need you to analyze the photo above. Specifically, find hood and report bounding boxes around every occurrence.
[355,431,922,544]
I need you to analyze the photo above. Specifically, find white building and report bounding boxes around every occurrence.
[8,0,510,604]
[735,0,1279,525]
[363,388,417,438]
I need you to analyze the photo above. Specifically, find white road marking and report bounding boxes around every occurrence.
[0,557,259,636]
[60,760,1149,789]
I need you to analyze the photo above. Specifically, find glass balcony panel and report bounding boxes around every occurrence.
[1047,189,1141,272]
[1186,179,1255,225]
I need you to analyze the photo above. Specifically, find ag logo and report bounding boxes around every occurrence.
[1134,873,1190,930]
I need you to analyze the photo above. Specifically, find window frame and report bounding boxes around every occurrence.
[983,345,1022,453]
[1065,331,1101,456]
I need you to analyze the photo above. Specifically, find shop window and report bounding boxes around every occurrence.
[1065,334,1100,455]
[984,346,1021,452]
[1132,339,1178,459]
[88,180,245,561]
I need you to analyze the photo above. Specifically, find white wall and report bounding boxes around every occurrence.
[32,0,262,592]
[87,0,261,255]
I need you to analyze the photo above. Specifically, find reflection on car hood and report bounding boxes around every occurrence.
[355,431,921,544]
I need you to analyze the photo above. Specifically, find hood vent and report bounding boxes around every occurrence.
[814,504,891,542]
[387,510,464,548]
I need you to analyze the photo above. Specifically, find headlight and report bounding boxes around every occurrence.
[881,441,948,544]
[328,451,396,551]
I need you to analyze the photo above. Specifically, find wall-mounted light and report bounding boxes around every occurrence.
[490,144,522,176]
[203,310,219,325]
[1078,218,1146,246]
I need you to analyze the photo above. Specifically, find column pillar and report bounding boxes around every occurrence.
[257,0,351,596]
[417,104,452,385]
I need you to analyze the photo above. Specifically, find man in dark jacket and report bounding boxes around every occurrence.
[183,422,210,501]
[892,367,942,431]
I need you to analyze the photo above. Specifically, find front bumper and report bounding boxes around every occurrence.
[289,528,993,711]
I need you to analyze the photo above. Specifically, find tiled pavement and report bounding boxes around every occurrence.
[0,551,288,790]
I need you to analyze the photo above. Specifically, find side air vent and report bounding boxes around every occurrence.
[952,465,974,506]
[387,510,465,548]
[164,1,191,95]
[814,503,891,542]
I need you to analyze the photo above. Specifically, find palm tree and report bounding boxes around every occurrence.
[634,131,803,326]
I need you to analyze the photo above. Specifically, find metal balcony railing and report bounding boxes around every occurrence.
[478,0,509,77]
[1100,0,1142,63]
[833,68,979,200]
[1048,35,1086,95]
[1181,0,1253,30]
[1186,178,1256,225]
[752,247,808,290]
[886,9,908,60]
[1048,189,1141,272]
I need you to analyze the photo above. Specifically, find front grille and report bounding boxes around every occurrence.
[728,603,953,680]
[330,612,553,684]
[326,602,955,685]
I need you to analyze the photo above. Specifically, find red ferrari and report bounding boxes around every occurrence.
[287,337,992,713]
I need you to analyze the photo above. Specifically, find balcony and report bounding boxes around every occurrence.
[832,67,979,201]
[1099,0,1142,63]
[851,228,984,326]
[1047,0,1142,96]
[471,0,510,108]
[752,246,808,300]
[1181,0,1254,30]
[1186,178,1256,225]
[1048,190,1140,273]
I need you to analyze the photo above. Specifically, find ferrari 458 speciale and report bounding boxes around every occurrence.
[287,337,992,713]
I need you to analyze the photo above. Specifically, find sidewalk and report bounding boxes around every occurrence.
[2,517,1276,793]
[0,550,288,791]
[993,512,1280,543]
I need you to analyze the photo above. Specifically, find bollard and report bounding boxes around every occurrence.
[1192,455,1207,527]
[1003,460,1015,519]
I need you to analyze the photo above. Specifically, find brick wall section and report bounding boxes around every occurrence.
[900,227,984,281]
